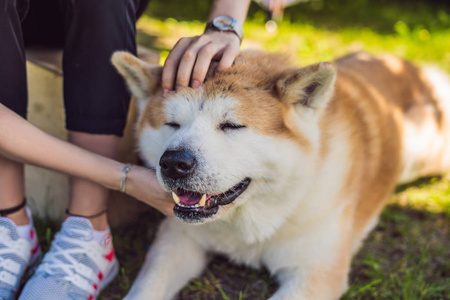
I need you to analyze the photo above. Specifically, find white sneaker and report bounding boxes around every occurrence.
[0,207,41,300]
[19,217,119,300]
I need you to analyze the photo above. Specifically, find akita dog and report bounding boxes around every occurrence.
[112,50,450,300]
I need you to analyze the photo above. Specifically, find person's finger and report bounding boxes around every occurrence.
[176,35,212,89]
[162,37,194,92]
[216,46,239,74]
[191,42,222,88]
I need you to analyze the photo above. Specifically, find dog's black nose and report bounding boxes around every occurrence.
[159,150,196,179]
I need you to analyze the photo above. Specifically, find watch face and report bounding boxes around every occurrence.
[213,16,235,30]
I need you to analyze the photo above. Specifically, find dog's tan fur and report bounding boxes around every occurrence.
[112,50,450,299]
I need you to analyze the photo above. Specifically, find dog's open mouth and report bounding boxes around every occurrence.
[172,178,251,222]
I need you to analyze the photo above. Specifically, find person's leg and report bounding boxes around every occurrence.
[0,0,29,226]
[67,132,120,230]
[0,160,27,224]
[0,3,43,299]
[20,1,150,299]
[63,0,147,231]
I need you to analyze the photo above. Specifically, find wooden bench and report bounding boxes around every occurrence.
[25,46,159,226]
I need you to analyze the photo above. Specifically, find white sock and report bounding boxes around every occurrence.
[16,223,33,241]
[93,228,111,244]
[16,207,36,242]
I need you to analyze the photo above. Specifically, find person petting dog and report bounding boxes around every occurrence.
[0,0,250,298]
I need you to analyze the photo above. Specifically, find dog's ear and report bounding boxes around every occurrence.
[275,62,336,115]
[111,51,162,113]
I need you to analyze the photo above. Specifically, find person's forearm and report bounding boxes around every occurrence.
[208,0,251,25]
[0,104,122,191]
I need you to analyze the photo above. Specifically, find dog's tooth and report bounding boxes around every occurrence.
[199,194,206,206]
[172,192,180,204]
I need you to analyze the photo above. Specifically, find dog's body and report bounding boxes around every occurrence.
[112,51,450,300]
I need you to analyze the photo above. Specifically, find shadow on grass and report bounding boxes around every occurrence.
[395,176,443,194]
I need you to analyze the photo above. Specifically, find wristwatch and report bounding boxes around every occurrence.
[205,16,244,43]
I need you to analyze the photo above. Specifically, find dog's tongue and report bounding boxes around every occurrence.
[178,192,202,206]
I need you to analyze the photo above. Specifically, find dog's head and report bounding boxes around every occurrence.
[112,51,336,226]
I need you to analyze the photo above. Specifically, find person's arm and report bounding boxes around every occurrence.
[162,0,251,93]
[0,104,174,216]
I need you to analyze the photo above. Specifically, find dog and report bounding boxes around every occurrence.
[111,50,450,299]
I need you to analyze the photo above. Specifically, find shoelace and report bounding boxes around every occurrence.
[38,233,109,295]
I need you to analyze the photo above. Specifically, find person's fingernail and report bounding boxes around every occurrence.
[192,80,201,89]
[176,86,183,91]
[163,89,169,95]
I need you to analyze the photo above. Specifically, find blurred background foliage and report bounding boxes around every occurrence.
[146,0,450,33]
[138,0,450,72]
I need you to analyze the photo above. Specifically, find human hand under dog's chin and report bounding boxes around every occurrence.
[125,165,174,217]
[162,30,241,93]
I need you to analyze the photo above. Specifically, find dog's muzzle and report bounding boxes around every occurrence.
[171,178,251,223]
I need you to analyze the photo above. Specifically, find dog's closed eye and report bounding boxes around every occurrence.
[165,122,180,130]
[219,122,246,132]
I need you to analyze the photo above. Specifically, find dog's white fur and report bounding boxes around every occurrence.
[112,50,450,300]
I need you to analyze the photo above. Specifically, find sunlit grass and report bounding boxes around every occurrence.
[343,177,450,299]
[137,13,450,72]
[393,176,450,216]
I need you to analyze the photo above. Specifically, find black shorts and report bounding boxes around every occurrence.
[0,0,149,136]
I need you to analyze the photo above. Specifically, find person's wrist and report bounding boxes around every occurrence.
[204,28,240,36]
[203,29,241,45]
[204,30,242,44]
[205,15,243,43]
[98,160,124,191]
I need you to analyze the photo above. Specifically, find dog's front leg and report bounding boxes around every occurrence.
[265,221,353,300]
[268,263,350,300]
[124,219,208,300]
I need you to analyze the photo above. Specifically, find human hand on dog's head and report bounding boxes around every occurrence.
[161,30,240,94]
[125,165,174,216]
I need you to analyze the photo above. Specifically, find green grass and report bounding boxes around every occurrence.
[136,16,450,73]
[36,0,450,298]
[343,177,450,299]
[139,0,450,72]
